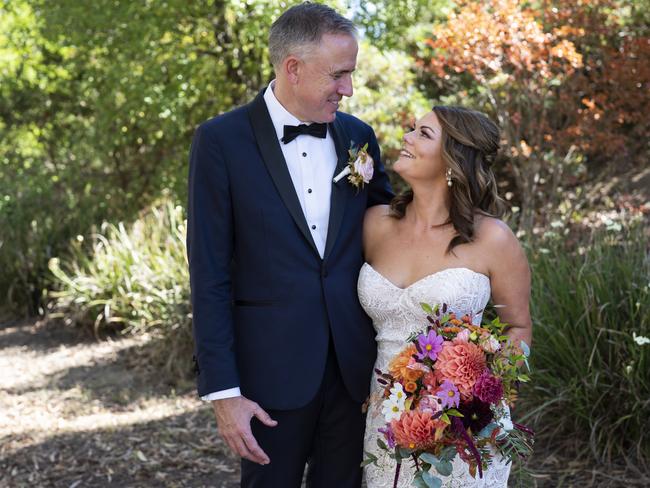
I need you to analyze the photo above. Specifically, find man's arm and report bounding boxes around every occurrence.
[187,122,276,465]
[187,122,239,396]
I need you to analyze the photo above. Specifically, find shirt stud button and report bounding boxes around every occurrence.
[307,188,312,193]
[311,225,316,230]
[302,152,307,157]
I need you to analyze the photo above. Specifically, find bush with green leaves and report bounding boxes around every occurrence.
[48,200,192,376]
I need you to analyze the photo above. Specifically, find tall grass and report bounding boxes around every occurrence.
[48,200,192,377]
[521,222,649,469]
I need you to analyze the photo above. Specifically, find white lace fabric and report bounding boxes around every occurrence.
[358,263,511,488]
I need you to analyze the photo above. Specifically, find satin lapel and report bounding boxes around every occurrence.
[324,117,352,260]
[247,92,319,256]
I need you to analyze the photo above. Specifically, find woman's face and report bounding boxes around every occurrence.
[393,111,444,182]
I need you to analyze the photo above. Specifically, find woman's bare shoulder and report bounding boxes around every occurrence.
[364,204,393,228]
[363,205,395,256]
[475,215,518,246]
[474,215,529,276]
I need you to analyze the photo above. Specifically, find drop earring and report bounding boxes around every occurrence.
[446,168,453,187]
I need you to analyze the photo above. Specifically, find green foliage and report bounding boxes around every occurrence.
[351,0,452,50]
[0,0,291,312]
[48,200,192,375]
[520,222,650,465]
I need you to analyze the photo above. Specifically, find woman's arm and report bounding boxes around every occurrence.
[483,219,533,348]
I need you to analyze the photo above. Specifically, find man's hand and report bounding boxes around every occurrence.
[211,396,278,465]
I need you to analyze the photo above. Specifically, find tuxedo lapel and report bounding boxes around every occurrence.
[324,116,352,260]
[247,92,319,256]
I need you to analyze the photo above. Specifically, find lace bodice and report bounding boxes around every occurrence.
[358,263,511,488]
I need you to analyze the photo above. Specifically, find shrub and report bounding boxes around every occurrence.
[48,200,192,377]
[520,220,649,469]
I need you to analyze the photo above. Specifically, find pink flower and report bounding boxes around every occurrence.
[423,371,438,392]
[418,394,442,414]
[473,370,504,404]
[435,340,487,400]
[456,328,471,342]
[416,329,444,361]
[378,426,396,449]
[353,151,374,183]
[435,379,460,409]
[391,409,447,449]
[479,334,501,353]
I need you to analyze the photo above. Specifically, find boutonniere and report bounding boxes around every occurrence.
[332,142,374,190]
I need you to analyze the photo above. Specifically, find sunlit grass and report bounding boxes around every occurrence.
[48,200,192,378]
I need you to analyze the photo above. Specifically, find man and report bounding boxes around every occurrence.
[187,3,393,487]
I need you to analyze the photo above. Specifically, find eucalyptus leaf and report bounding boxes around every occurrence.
[477,422,500,438]
[435,459,453,476]
[412,473,429,488]
[419,452,440,465]
[422,470,443,488]
[439,446,457,461]
[420,302,434,314]
[360,453,378,467]
[397,447,413,459]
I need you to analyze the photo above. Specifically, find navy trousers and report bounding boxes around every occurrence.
[241,341,366,488]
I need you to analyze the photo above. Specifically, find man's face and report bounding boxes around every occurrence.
[293,33,358,123]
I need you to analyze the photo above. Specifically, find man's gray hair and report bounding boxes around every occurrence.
[269,2,357,69]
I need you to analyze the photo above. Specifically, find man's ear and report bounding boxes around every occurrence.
[284,56,301,85]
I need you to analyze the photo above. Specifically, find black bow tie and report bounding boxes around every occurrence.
[281,123,327,144]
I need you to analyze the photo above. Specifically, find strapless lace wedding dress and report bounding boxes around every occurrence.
[358,263,511,488]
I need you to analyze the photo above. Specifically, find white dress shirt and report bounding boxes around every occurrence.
[202,81,338,402]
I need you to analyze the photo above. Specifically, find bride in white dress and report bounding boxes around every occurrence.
[359,106,533,487]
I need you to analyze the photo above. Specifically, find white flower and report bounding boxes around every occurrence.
[633,332,650,346]
[352,151,374,183]
[333,142,374,189]
[389,383,406,408]
[381,397,405,422]
[480,336,501,353]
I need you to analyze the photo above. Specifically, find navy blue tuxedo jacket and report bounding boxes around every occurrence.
[187,90,393,410]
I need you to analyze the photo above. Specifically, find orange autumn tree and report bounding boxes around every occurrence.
[422,0,583,230]
[546,2,650,173]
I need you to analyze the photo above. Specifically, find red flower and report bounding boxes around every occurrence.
[473,370,504,404]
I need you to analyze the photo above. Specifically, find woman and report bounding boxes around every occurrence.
[359,106,532,487]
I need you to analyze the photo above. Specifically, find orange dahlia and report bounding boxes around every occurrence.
[388,344,422,383]
[435,340,486,400]
[391,409,447,449]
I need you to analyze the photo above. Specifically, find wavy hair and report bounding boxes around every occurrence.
[390,106,506,253]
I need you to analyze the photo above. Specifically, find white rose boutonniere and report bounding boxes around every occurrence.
[333,142,374,190]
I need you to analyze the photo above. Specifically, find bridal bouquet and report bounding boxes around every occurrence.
[364,303,533,487]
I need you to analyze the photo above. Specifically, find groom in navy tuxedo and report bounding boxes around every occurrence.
[187,3,393,487]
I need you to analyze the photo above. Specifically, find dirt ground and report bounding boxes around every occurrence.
[2,318,646,488]
[0,318,239,488]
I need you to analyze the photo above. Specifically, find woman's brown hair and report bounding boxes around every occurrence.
[390,106,506,253]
